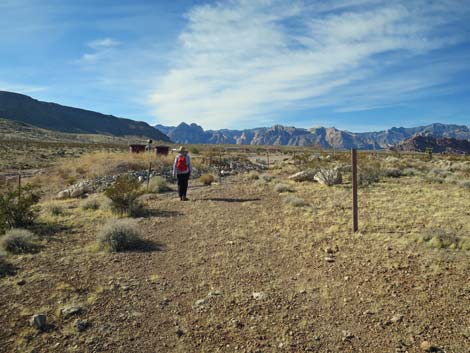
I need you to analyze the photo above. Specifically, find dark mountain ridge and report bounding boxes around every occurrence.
[155,122,470,149]
[0,91,170,142]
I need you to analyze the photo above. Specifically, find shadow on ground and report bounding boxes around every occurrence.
[0,259,17,278]
[200,197,261,203]
[133,239,165,253]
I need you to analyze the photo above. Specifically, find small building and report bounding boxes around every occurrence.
[155,145,170,155]
[129,144,146,153]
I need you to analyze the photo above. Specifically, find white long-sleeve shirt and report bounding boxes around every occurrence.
[173,153,192,177]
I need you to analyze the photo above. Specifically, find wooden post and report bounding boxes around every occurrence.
[352,149,358,232]
[146,162,151,192]
[266,151,270,169]
[18,173,22,199]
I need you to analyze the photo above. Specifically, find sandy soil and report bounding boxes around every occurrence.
[1,176,470,353]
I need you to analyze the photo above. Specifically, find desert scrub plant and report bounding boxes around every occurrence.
[419,229,470,250]
[97,219,143,252]
[274,183,293,193]
[104,175,143,216]
[246,172,260,180]
[0,251,15,277]
[283,195,306,207]
[81,197,100,211]
[47,203,64,216]
[0,228,39,254]
[358,166,381,186]
[0,184,40,232]
[199,174,215,186]
[147,176,172,193]
[382,168,403,178]
[260,174,274,182]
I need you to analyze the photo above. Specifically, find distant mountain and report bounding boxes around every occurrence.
[391,135,470,154]
[0,91,170,142]
[154,122,470,149]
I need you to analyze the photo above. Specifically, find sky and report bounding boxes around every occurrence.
[0,0,469,132]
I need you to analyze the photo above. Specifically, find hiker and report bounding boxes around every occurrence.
[173,146,192,201]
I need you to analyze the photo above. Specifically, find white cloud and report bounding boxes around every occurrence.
[88,38,121,49]
[149,0,469,129]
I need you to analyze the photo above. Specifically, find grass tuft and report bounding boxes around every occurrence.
[97,219,144,252]
[199,174,215,186]
[283,195,306,207]
[0,228,40,254]
[274,183,293,193]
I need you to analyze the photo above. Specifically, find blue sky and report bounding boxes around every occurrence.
[1,0,469,132]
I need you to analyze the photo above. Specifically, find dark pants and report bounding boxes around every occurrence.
[177,173,190,199]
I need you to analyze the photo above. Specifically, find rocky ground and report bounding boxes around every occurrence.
[1,173,470,353]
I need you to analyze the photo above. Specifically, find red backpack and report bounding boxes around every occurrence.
[176,155,188,172]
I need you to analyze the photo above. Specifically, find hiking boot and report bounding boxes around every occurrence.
[182,197,189,201]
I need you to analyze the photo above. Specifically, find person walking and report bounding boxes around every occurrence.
[173,146,192,201]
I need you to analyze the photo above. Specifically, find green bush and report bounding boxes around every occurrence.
[199,174,215,186]
[0,184,40,232]
[147,176,172,193]
[358,167,381,186]
[104,175,143,216]
[0,228,39,254]
[97,219,143,252]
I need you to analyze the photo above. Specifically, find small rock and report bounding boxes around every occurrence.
[61,305,83,319]
[56,190,70,199]
[391,314,404,323]
[30,314,47,331]
[17,279,26,286]
[208,290,222,297]
[75,319,90,332]
[342,330,354,341]
[325,256,335,263]
[420,341,440,352]
[195,298,207,306]
[252,292,267,300]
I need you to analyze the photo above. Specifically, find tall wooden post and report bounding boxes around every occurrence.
[352,149,358,232]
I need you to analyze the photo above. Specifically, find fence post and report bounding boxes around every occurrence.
[18,173,22,199]
[266,151,270,169]
[146,162,151,192]
[352,149,358,232]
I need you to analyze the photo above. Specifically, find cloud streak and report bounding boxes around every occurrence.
[149,0,470,129]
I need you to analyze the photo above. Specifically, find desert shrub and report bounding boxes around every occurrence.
[189,147,200,154]
[200,174,215,186]
[358,167,381,186]
[147,176,172,193]
[420,229,470,250]
[97,219,143,252]
[260,174,274,182]
[427,168,451,179]
[104,175,143,216]
[254,179,268,187]
[274,183,292,193]
[382,168,402,178]
[283,195,306,207]
[0,228,39,254]
[47,203,64,216]
[459,180,470,189]
[0,184,40,232]
[401,168,418,176]
[247,172,259,180]
[81,197,100,211]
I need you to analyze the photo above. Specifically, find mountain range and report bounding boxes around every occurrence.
[155,122,470,149]
[0,91,169,142]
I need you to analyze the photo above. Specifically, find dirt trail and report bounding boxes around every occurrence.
[1,177,470,353]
